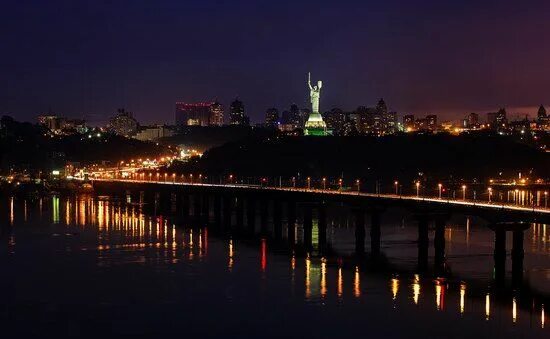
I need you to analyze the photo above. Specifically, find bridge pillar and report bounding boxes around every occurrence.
[273,200,283,241]
[202,194,210,224]
[222,195,232,231]
[246,198,256,236]
[235,195,245,231]
[303,205,313,251]
[287,200,297,245]
[318,204,328,254]
[213,195,222,226]
[354,209,366,256]
[192,194,202,220]
[493,228,506,285]
[434,216,447,274]
[417,216,430,272]
[260,199,269,236]
[511,230,524,286]
[180,193,190,218]
[370,210,381,258]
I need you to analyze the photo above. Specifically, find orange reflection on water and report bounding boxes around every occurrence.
[337,267,343,300]
[354,266,360,298]
[512,297,517,323]
[305,255,311,299]
[412,274,420,305]
[228,238,234,271]
[460,283,466,315]
[391,278,399,301]
[320,258,327,299]
[9,197,14,225]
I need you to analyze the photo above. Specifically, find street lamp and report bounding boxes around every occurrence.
[438,183,442,199]
[307,177,311,190]
[229,174,233,185]
[292,177,296,188]
[488,187,492,203]
[339,178,343,190]
[462,185,466,200]
[394,181,399,195]
[190,174,194,184]
[356,179,360,193]
[322,177,327,190]
[199,174,202,184]
[416,182,420,197]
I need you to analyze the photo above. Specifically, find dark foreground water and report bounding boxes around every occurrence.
[0,195,548,338]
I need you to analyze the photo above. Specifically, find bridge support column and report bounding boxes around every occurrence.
[181,193,190,218]
[354,209,366,256]
[236,196,244,231]
[493,228,506,285]
[511,230,524,286]
[434,216,446,273]
[273,200,283,241]
[287,201,297,245]
[222,195,232,231]
[193,194,202,220]
[370,210,381,258]
[213,195,222,226]
[260,199,269,236]
[246,198,256,236]
[318,205,327,254]
[417,216,429,272]
[202,195,210,223]
[303,205,313,252]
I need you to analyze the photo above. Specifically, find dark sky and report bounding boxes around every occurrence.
[2,0,550,124]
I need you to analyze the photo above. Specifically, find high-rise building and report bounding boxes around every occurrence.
[403,115,415,131]
[108,109,139,136]
[265,108,279,127]
[175,102,213,126]
[229,99,249,126]
[323,108,346,135]
[289,104,302,128]
[426,115,437,131]
[209,102,224,126]
[385,112,398,134]
[467,113,479,128]
[496,108,507,128]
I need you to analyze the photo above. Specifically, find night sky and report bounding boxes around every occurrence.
[2,0,550,124]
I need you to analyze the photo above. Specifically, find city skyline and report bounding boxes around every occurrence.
[3,1,550,124]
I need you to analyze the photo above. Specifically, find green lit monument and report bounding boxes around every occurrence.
[304,72,328,136]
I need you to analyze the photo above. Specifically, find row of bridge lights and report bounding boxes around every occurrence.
[111,172,550,207]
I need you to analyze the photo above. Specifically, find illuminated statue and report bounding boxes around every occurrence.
[304,72,327,136]
[308,72,322,113]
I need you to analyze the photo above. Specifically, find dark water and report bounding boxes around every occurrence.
[0,195,548,338]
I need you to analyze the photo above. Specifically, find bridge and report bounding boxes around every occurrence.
[89,177,550,287]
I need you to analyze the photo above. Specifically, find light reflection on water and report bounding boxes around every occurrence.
[1,194,549,337]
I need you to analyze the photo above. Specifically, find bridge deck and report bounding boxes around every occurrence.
[89,178,550,215]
